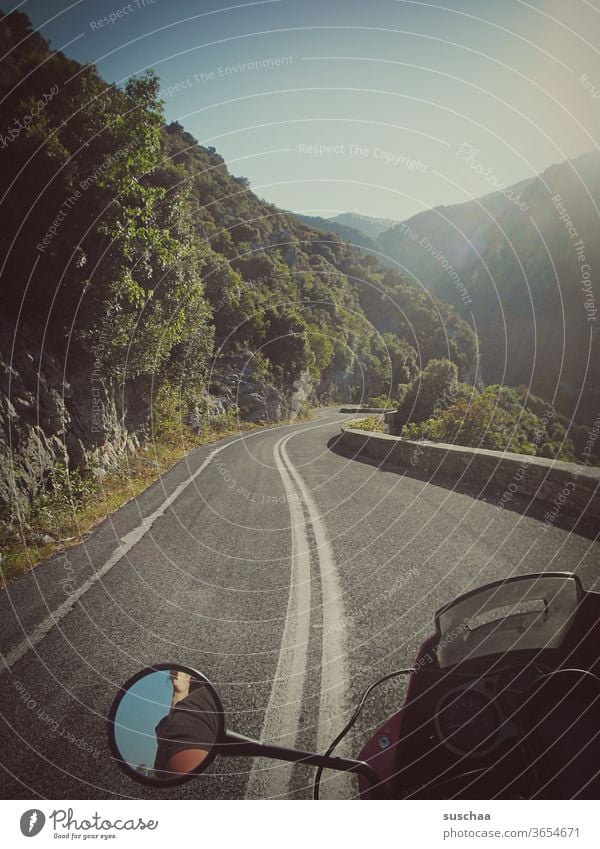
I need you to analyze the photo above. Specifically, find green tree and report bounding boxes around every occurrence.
[379,333,419,395]
[402,390,537,454]
[395,358,466,427]
[400,384,579,458]
[262,307,311,382]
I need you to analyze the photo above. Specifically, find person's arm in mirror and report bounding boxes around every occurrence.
[168,747,209,773]
[170,669,191,707]
[154,670,218,776]
[166,670,209,770]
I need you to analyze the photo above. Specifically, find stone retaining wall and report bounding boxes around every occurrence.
[339,425,600,529]
[339,406,391,414]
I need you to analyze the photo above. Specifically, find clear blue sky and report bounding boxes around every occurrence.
[18,0,600,223]
[114,670,172,770]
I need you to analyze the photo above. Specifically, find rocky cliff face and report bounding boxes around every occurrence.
[1,333,68,514]
[0,319,141,515]
[0,323,314,515]
[204,352,315,425]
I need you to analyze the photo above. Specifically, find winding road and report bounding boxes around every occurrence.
[1,408,598,800]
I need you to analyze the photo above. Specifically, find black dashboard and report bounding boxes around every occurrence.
[434,662,549,757]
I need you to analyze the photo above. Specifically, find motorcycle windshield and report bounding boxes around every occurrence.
[434,573,582,669]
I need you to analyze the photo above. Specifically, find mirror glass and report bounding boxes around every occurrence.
[110,666,223,785]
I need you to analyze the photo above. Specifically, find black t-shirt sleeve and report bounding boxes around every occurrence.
[153,687,219,773]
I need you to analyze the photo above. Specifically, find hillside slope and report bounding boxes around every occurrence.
[377,153,600,423]
[294,213,380,254]
[0,10,477,512]
[330,212,399,239]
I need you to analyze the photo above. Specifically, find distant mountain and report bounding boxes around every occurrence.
[293,213,380,254]
[293,211,401,252]
[377,152,600,423]
[329,212,400,239]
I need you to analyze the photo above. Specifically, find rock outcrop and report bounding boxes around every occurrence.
[0,320,138,515]
[1,325,315,515]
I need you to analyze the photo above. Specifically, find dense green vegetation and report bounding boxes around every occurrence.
[393,359,599,464]
[346,415,385,432]
[0,9,477,433]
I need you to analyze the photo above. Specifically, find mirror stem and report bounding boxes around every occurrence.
[218,730,381,794]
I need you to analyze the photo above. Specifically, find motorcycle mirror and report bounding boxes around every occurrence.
[107,664,225,786]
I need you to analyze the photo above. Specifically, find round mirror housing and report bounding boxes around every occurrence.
[107,664,225,786]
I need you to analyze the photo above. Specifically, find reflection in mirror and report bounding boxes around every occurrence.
[111,666,222,784]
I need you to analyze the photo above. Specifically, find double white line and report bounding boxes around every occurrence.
[2,418,351,798]
[245,429,349,799]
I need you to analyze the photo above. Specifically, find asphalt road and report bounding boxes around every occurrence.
[1,408,598,800]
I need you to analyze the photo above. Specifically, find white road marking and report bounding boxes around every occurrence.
[281,439,348,746]
[0,446,223,673]
[2,412,352,797]
[244,431,312,799]
[246,428,351,799]
[281,435,352,799]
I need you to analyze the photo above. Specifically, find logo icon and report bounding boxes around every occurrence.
[20,810,45,837]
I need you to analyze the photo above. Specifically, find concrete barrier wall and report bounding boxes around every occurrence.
[339,425,600,529]
[339,406,391,414]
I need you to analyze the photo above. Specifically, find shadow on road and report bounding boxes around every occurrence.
[326,433,599,543]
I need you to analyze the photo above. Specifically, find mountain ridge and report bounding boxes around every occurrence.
[295,150,599,423]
